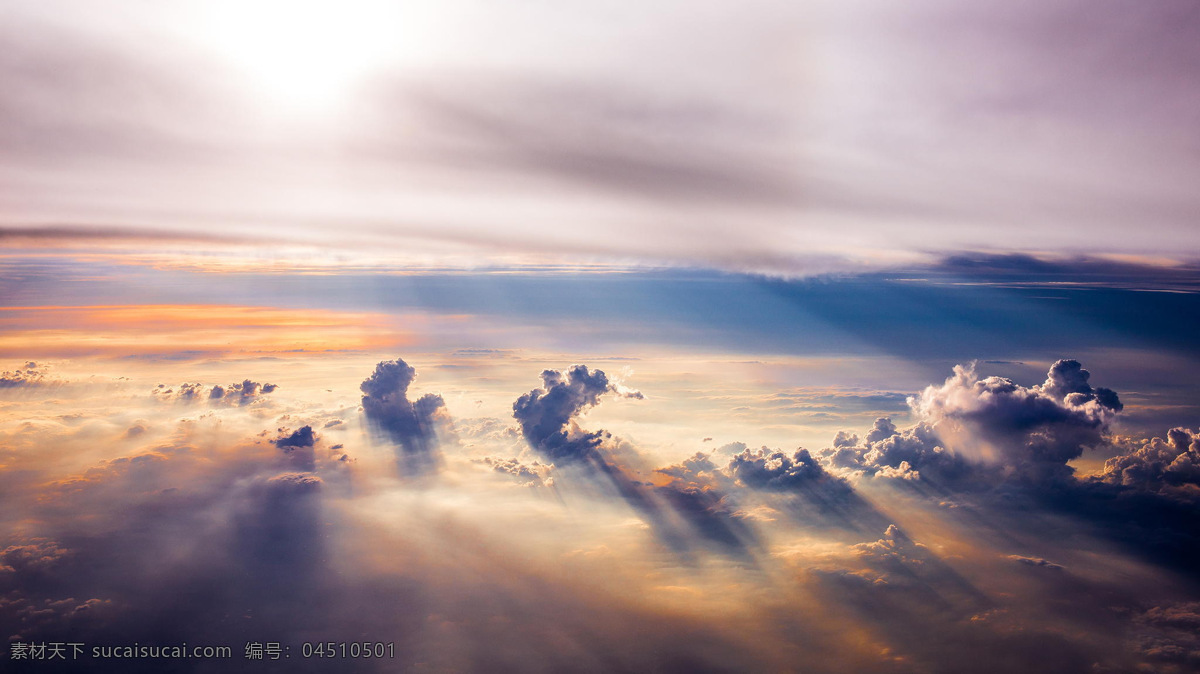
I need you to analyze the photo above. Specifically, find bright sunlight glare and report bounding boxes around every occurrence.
[195,0,425,113]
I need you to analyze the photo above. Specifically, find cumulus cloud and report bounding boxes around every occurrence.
[818,418,977,488]
[361,358,447,473]
[1097,428,1200,492]
[815,361,1200,580]
[0,361,47,388]
[480,456,551,488]
[512,365,612,465]
[729,447,839,491]
[723,444,888,532]
[650,451,761,556]
[514,365,760,557]
[911,359,1120,482]
[275,425,317,472]
[823,360,1123,488]
[212,379,276,406]
[154,378,277,405]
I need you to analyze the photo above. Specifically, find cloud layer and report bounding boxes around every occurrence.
[2,353,1199,672]
[2,1,1198,269]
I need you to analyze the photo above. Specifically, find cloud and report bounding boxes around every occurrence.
[211,379,276,406]
[811,525,1095,674]
[1131,602,1200,670]
[650,452,762,556]
[1097,428,1200,492]
[928,253,1200,293]
[361,358,447,473]
[0,361,50,389]
[911,360,1120,479]
[805,361,1200,581]
[514,365,761,557]
[0,409,783,674]
[275,425,316,449]
[154,378,277,405]
[851,525,985,603]
[275,425,317,472]
[721,444,888,532]
[0,429,347,662]
[819,418,978,488]
[4,349,1200,672]
[824,360,1123,488]
[480,456,550,488]
[512,365,612,465]
[1008,555,1065,571]
[728,446,840,491]
[3,0,1200,275]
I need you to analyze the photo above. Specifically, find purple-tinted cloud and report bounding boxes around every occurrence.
[361,358,447,473]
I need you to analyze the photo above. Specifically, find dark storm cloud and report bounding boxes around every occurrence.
[361,358,447,473]
[1038,475,1200,577]
[274,422,314,448]
[275,425,316,449]
[226,379,271,405]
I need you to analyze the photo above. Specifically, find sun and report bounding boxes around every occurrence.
[193,0,421,113]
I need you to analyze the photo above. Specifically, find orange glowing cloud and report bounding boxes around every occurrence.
[0,304,425,358]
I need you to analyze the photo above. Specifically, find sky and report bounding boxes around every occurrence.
[3,0,1200,270]
[3,2,1200,673]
